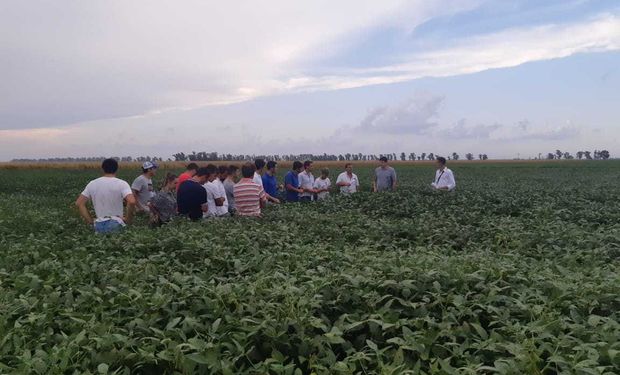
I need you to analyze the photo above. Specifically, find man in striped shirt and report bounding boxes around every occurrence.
[233,163,267,217]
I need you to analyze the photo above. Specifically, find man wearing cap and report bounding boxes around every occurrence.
[132,161,158,212]
[372,156,397,192]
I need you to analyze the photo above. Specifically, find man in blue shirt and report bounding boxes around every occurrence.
[262,161,279,199]
[285,161,304,202]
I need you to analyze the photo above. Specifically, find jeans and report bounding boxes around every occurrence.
[300,196,313,202]
[94,219,124,234]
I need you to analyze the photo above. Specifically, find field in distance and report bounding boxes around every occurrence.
[0,162,618,373]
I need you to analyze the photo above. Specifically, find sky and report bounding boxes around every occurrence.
[1,0,619,160]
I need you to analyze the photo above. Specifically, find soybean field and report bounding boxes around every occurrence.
[0,161,618,374]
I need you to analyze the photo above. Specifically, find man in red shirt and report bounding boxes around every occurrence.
[176,163,199,192]
[234,163,267,217]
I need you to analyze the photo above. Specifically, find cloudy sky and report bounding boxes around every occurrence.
[1,0,619,160]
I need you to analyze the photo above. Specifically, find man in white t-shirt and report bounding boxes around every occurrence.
[132,161,158,212]
[202,164,228,218]
[75,158,136,234]
[313,168,331,200]
[298,160,317,202]
[431,156,456,191]
[336,163,359,194]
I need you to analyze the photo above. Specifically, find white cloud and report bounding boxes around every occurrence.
[1,0,477,130]
[282,13,620,92]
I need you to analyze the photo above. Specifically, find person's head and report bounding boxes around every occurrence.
[344,163,353,174]
[194,167,211,184]
[320,168,329,179]
[254,158,266,173]
[228,165,240,181]
[186,162,199,176]
[292,161,303,173]
[379,156,388,168]
[303,160,313,172]
[436,156,447,169]
[161,173,178,191]
[218,165,229,181]
[266,160,277,175]
[241,162,256,179]
[102,158,119,175]
[205,164,218,182]
[142,161,158,177]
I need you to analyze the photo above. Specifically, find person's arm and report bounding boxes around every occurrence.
[124,193,136,224]
[372,171,377,192]
[131,178,147,211]
[285,175,303,193]
[391,169,398,191]
[266,193,280,204]
[75,194,93,226]
[259,190,267,209]
[441,171,456,191]
[336,175,350,187]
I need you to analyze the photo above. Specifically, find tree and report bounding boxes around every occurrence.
[421,153,426,161]
[452,152,459,161]
[400,152,406,161]
[599,150,610,160]
[576,151,584,160]
[547,153,555,160]
[563,152,573,160]
[482,154,488,160]
[584,151,592,160]
[465,153,474,161]
[555,150,562,160]
[428,153,435,161]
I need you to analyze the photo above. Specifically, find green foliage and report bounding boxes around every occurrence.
[0,162,618,374]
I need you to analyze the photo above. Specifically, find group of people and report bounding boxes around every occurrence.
[76,156,456,233]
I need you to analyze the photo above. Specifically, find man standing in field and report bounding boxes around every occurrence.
[224,165,239,214]
[204,164,229,217]
[75,158,136,234]
[176,162,199,191]
[177,167,211,221]
[285,161,304,202]
[313,168,331,200]
[431,156,456,191]
[132,161,158,212]
[298,160,317,202]
[254,158,280,204]
[372,156,397,192]
[234,163,267,217]
[262,161,281,202]
[336,163,359,194]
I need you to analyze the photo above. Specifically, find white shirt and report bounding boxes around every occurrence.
[336,172,359,194]
[313,177,331,200]
[298,170,315,199]
[432,167,456,191]
[81,177,133,222]
[253,172,263,188]
[204,179,229,217]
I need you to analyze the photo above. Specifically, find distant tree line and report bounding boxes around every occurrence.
[11,149,612,163]
[541,150,611,160]
[171,151,489,162]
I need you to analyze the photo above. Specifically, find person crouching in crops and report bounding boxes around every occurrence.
[132,161,158,213]
[234,163,267,217]
[75,158,136,234]
[431,156,456,191]
[148,173,178,227]
[313,168,331,200]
